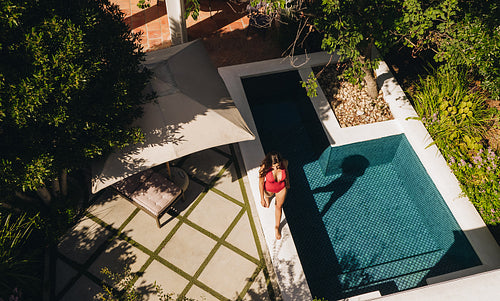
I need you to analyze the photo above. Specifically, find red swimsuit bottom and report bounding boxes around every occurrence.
[264,169,286,193]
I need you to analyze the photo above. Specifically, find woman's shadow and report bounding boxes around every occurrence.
[313,155,369,217]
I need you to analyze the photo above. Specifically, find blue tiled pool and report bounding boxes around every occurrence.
[242,71,481,300]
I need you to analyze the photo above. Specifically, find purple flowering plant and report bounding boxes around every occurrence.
[412,68,500,226]
[447,146,500,225]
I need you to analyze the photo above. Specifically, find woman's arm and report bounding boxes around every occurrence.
[259,165,268,207]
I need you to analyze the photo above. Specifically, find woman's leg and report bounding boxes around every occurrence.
[263,190,274,208]
[274,188,287,239]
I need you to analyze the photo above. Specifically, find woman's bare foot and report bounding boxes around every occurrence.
[275,226,281,240]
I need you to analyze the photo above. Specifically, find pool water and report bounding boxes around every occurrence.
[242,71,481,300]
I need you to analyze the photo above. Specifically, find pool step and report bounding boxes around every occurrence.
[337,248,445,295]
[339,290,382,301]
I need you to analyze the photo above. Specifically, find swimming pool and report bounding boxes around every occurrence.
[242,71,481,300]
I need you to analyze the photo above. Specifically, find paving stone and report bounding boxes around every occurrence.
[243,270,272,301]
[122,210,180,251]
[181,149,229,184]
[57,217,112,264]
[59,275,102,301]
[212,162,245,202]
[171,180,205,216]
[158,223,217,276]
[88,193,137,228]
[88,240,150,279]
[225,212,260,259]
[188,190,242,237]
[185,284,219,301]
[55,259,78,295]
[136,259,190,301]
[198,244,258,300]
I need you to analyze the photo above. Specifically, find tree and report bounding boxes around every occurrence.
[0,0,152,207]
[302,0,404,98]
[396,0,500,99]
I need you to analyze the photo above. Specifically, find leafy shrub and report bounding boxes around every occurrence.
[412,67,497,158]
[397,0,500,99]
[411,67,500,226]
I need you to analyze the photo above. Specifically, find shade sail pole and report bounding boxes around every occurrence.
[166,162,172,178]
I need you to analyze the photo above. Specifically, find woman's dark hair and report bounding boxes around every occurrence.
[259,151,283,177]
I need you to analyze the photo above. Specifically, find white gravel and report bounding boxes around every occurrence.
[314,65,394,128]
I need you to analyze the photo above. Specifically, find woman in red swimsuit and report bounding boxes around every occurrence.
[259,151,290,240]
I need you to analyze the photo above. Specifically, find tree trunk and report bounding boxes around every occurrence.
[361,63,379,99]
[60,169,68,197]
[52,178,61,197]
[36,187,52,205]
[359,42,379,99]
[15,191,40,204]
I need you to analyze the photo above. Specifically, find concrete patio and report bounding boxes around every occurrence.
[52,1,285,299]
[56,145,279,300]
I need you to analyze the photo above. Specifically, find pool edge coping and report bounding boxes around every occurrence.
[218,51,500,301]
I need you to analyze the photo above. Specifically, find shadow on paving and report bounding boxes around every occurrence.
[56,219,158,300]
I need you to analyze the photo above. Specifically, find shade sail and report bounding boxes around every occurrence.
[91,40,255,193]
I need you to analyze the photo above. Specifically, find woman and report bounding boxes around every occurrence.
[259,151,290,240]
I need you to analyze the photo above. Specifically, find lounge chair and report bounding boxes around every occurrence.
[112,169,184,228]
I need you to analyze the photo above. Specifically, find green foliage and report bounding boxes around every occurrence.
[398,0,500,99]
[36,193,83,244]
[136,0,151,9]
[297,0,499,98]
[97,267,141,301]
[0,0,151,199]
[411,68,500,226]
[412,68,496,157]
[0,211,39,298]
[185,0,200,20]
[307,0,402,82]
[96,267,196,301]
[316,0,401,55]
[0,175,83,298]
[250,0,286,15]
[136,0,201,20]
[301,72,319,98]
[447,147,500,225]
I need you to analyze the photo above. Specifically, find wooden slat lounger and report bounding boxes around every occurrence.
[112,169,184,228]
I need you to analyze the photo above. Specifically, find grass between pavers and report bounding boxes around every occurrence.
[53,147,276,301]
[55,208,141,299]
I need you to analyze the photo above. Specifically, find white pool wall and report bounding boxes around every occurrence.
[219,51,500,301]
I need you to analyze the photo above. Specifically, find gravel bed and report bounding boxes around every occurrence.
[313,65,394,127]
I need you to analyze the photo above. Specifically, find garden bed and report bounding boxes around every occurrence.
[312,65,393,127]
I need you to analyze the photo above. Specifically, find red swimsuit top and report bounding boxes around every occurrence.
[265,168,286,193]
